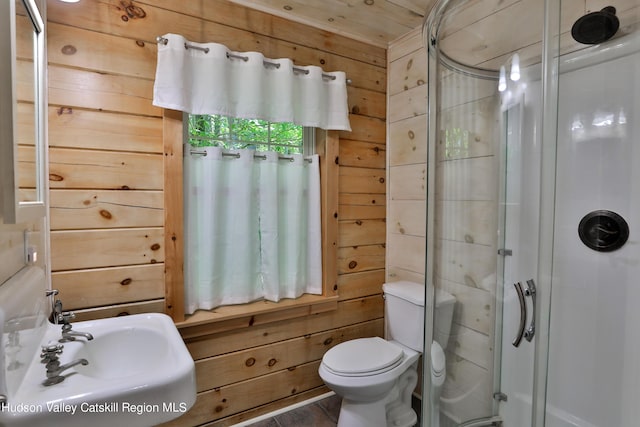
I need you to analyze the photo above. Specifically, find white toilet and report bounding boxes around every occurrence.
[318,281,456,427]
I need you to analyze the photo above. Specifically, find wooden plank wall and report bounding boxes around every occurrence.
[45,0,387,424]
[386,27,428,285]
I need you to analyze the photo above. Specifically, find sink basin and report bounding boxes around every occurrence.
[73,326,170,379]
[0,313,196,427]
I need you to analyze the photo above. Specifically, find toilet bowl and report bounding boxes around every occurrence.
[318,281,456,427]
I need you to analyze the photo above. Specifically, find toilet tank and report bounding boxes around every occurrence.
[433,289,456,349]
[383,282,457,352]
[383,281,425,351]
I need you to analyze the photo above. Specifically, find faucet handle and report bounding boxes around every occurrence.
[57,311,75,324]
[40,343,63,361]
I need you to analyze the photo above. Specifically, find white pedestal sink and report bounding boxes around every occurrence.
[0,313,196,427]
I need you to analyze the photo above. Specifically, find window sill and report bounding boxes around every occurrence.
[176,294,339,340]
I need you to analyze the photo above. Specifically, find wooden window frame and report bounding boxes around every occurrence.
[163,109,339,330]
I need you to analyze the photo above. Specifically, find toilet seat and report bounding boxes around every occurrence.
[322,337,404,377]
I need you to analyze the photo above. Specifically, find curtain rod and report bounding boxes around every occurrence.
[190,150,313,163]
[156,36,351,84]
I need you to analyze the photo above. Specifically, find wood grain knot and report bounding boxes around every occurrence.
[408,130,415,139]
[150,243,161,251]
[379,177,385,183]
[121,1,146,19]
[268,358,277,367]
[57,107,73,115]
[49,174,64,182]
[323,337,333,346]
[120,278,132,286]
[99,209,112,219]
[61,45,76,55]
[245,357,256,367]
[351,105,360,114]
[355,220,362,226]
[348,261,357,269]
[117,311,130,316]
[135,40,145,47]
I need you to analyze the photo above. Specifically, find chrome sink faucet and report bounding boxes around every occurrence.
[61,323,95,342]
[40,344,88,386]
[54,299,94,342]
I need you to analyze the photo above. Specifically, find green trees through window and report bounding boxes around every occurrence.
[188,114,304,155]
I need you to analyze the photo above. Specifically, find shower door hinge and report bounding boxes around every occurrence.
[497,248,512,256]
[493,392,508,402]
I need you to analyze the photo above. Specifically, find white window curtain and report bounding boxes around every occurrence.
[183,147,322,314]
[153,33,351,131]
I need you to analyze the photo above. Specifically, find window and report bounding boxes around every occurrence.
[187,114,314,155]
[182,113,322,314]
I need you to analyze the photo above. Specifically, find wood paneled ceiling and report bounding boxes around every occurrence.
[228,0,437,47]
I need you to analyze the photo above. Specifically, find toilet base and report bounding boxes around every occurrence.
[336,397,417,427]
[333,359,419,427]
[388,402,418,427]
[337,398,388,427]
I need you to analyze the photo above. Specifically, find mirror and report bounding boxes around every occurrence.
[0,0,46,224]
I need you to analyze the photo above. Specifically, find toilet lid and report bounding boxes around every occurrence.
[322,337,404,376]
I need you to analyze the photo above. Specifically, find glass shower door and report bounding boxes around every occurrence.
[495,66,543,427]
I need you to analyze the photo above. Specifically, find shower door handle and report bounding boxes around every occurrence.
[512,282,527,347]
[524,279,536,342]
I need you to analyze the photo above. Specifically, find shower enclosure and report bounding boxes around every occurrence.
[422,0,640,426]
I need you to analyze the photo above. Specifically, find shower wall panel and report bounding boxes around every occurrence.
[546,37,640,427]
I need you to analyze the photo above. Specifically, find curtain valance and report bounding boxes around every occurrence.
[153,33,352,131]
